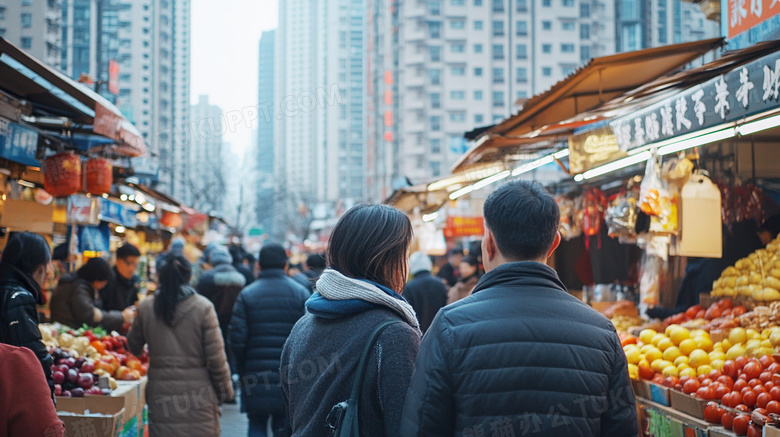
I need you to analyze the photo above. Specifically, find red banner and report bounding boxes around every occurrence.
[108,60,119,95]
[728,0,780,38]
[443,216,484,239]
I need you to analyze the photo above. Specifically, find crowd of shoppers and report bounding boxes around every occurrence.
[0,181,639,437]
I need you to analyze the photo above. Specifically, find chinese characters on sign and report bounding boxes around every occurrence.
[606,51,780,151]
[728,0,780,38]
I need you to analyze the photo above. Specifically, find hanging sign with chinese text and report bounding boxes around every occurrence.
[608,49,780,151]
[727,0,780,38]
[0,119,40,167]
[99,199,137,228]
[568,123,624,174]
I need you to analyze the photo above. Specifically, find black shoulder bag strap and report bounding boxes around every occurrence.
[327,319,400,437]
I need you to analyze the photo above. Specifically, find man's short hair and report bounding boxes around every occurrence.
[306,253,326,270]
[259,243,288,270]
[483,180,560,261]
[116,244,141,260]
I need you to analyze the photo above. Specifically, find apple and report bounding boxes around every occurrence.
[58,357,76,368]
[85,387,103,396]
[56,364,69,375]
[75,357,87,369]
[70,387,84,398]
[60,390,72,398]
[52,371,65,385]
[54,384,62,396]
[77,373,94,390]
[66,368,79,384]
[80,361,95,373]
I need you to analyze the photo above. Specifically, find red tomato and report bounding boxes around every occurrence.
[702,378,713,387]
[735,404,750,412]
[685,305,702,320]
[766,400,780,415]
[734,379,749,392]
[744,362,763,382]
[696,309,706,319]
[719,298,734,309]
[743,390,758,408]
[709,370,723,380]
[718,376,735,389]
[748,424,762,437]
[722,412,735,430]
[768,363,780,373]
[683,379,701,395]
[723,360,739,379]
[773,373,780,386]
[735,356,748,370]
[765,381,774,391]
[703,402,726,424]
[732,414,750,435]
[727,391,744,408]
[757,392,773,409]
[760,355,774,369]
[749,379,763,389]
[715,384,731,399]
[732,305,747,317]
[653,374,665,385]
[770,386,780,401]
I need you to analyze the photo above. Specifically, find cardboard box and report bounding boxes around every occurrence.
[669,389,708,419]
[709,427,738,437]
[57,396,125,437]
[113,378,147,437]
[631,379,647,398]
[648,382,671,407]
[766,425,780,437]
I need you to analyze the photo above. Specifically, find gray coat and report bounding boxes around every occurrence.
[280,308,421,437]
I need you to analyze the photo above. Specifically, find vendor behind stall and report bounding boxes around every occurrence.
[50,257,134,332]
[647,215,780,319]
[100,244,141,312]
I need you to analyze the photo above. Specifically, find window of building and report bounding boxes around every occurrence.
[492,21,505,36]
[580,2,591,16]
[474,67,483,76]
[450,0,465,5]
[516,67,528,82]
[21,37,32,49]
[450,90,465,100]
[429,68,441,84]
[542,0,552,6]
[492,91,505,107]
[561,43,575,53]
[474,44,483,53]
[474,20,483,30]
[517,0,528,11]
[21,13,32,28]
[430,161,442,177]
[492,44,504,60]
[492,67,504,83]
[542,21,552,30]
[474,114,485,124]
[542,44,552,53]
[451,43,465,53]
[474,0,483,5]
[581,45,591,62]
[450,113,466,122]
[450,19,466,29]
[474,90,483,100]
[516,21,528,36]
[580,23,590,39]
[542,67,552,76]
[563,0,575,6]
[431,138,442,154]
[429,0,442,15]
[562,22,576,31]
[431,93,441,108]
[430,116,441,131]
[22,0,32,5]
[517,90,529,99]
[492,0,505,12]
[430,46,441,61]
[451,66,466,76]
[516,44,527,59]
[0,29,5,37]
[562,65,577,76]
[621,0,639,20]
[0,8,5,20]
[428,21,441,38]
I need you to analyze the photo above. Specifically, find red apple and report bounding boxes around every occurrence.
[77,373,94,390]
[80,361,95,373]
[54,384,62,396]
[52,370,65,385]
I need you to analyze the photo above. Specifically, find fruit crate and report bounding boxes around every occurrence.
[668,389,707,420]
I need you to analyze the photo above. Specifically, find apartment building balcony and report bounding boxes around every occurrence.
[404,24,428,42]
[403,2,427,19]
[404,50,427,66]
[403,119,426,133]
[402,72,427,88]
[402,95,425,111]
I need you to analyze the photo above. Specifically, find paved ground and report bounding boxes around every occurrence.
[221,401,249,436]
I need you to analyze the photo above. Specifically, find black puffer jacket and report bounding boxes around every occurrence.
[403,271,448,334]
[229,269,309,415]
[50,274,125,331]
[196,263,246,334]
[0,264,54,399]
[401,262,637,437]
[100,267,139,312]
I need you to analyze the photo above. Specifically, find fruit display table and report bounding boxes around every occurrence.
[638,397,714,437]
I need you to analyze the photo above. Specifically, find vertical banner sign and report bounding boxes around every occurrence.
[728,0,780,38]
[108,60,120,95]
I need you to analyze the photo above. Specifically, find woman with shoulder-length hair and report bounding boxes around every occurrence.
[127,254,233,437]
[280,204,422,437]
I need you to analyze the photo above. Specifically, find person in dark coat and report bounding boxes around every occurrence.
[437,245,463,287]
[230,243,309,437]
[401,180,637,437]
[230,245,257,286]
[303,252,326,288]
[280,205,421,437]
[101,244,141,312]
[50,257,133,332]
[403,251,448,334]
[0,232,54,400]
[446,254,481,304]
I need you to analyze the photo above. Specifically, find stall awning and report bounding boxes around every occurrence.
[452,38,724,173]
[0,37,147,157]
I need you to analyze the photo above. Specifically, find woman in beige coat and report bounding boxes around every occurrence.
[128,254,233,437]
[447,255,482,304]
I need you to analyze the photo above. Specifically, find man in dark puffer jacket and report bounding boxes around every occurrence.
[230,244,309,436]
[401,180,637,437]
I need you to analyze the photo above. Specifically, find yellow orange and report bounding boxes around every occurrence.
[639,329,657,345]
[674,356,689,367]
[679,367,697,378]
[652,333,667,347]
[669,327,691,346]
[697,365,713,376]
[662,366,679,378]
[679,339,698,356]
[625,348,641,365]
[657,338,674,352]
[695,336,713,352]
[729,328,747,346]
[688,349,710,369]
[663,346,682,362]
[644,347,663,363]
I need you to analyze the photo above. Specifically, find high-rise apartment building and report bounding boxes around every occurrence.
[0,0,62,68]
[615,0,718,52]
[256,30,275,235]
[114,0,190,200]
[189,95,225,214]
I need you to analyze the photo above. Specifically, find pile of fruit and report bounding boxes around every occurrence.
[50,348,111,398]
[625,324,723,381]
[610,315,643,333]
[40,324,147,386]
[711,234,780,301]
[662,299,747,330]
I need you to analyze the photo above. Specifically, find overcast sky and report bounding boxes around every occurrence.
[191,0,278,155]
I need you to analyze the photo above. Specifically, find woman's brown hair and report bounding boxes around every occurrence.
[327,204,413,293]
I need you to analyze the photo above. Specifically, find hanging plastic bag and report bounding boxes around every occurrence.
[639,152,664,216]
